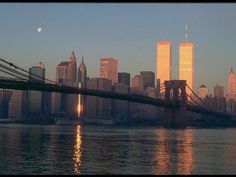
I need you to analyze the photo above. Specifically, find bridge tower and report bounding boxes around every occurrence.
[163,80,187,128]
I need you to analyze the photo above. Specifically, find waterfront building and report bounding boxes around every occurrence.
[28,62,45,114]
[113,83,129,121]
[100,58,118,85]
[156,41,172,93]
[86,78,112,121]
[227,67,235,101]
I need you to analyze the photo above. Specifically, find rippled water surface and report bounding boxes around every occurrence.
[0,124,236,175]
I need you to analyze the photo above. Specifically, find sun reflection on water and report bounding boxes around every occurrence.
[73,125,82,174]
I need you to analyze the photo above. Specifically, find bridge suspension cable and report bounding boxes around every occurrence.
[0,58,57,84]
[186,83,209,108]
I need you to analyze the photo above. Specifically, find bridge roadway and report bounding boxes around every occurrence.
[0,78,233,118]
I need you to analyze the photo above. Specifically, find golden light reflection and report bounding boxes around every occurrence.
[177,129,194,175]
[73,125,82,174]
[77,94,83,117]
[156,129,171,174]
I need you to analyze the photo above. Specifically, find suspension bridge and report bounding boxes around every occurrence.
[0,57,234,128]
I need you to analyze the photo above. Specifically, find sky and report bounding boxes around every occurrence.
[0,3,236,94]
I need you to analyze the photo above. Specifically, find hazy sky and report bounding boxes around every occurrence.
[0,3,236,94]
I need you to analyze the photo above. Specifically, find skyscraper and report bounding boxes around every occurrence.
[118,72,130,88]
[78,56,87,88]
[86,78,112,120]
[100,58,118,85]
[179,43,194,97]
[157,41,172,93]
[68,51,77,82]
[179,25,194,97]
[214,84,224,98]
[198,85,208,98]
[140,71,155,91]
[78,57,87,117]
[28,62,45,113]
[227,67,235,100]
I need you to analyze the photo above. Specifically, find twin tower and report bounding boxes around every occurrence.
[156,41,194,96]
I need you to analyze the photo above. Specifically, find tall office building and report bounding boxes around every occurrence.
[227,67,235,100]
[157,41,172,93]
[198,85,208,98]
[28,62,45,113]
[78,56,87,88]
[68,51,77,82]
[54,51,77,115]
[214,84,224,98]
[86,78,112,119]
[179,25,194,97]
[179,43,194,97]
[78,57,87,117]
[100,58,118,85]
[140,71,155,91]
[56,61,69,84]
[118,72,130,88]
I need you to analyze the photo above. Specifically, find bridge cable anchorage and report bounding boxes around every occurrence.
[0,58,58,85]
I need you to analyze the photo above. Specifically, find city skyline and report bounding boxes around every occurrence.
[1,3,236,94]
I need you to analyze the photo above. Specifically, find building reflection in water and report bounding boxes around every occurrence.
[73,125,82,174]
[156,128,194,175]
[177,129,194,175]
[155,129,171,174]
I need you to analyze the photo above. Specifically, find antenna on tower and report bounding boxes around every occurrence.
[185,24,188,43]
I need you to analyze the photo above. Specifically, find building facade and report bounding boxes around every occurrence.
[118,72,130,88]
[140,71,155,91]
[227,67,235,100]
[100,58,118,85]
[179,42,194,97]
[85,78,112,120]
[157,41,172,93]
[78,57,87,117]
[198,84,208,99]
[28,62,46,114]
[214,84,224,98]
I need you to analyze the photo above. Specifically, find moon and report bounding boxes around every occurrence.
[37,27,42,32]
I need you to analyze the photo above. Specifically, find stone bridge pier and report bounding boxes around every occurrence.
[162,80,187,128]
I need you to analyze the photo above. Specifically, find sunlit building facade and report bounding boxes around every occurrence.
[157,41,172,93]
[227,67,235,100]
[100,58,118,85]
[198,85,208,98]
[179,43,194,97]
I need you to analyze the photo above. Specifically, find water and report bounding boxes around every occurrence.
[0,124,236,175]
